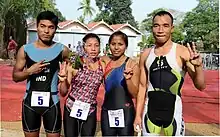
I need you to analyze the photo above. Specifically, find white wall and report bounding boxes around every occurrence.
[125,37,135,57]
[57,33,73,47]
[120,27,139,37]
[56,33,85,52]
[27,22,141,57]
[91,24,113,35]
[59,22,88,33]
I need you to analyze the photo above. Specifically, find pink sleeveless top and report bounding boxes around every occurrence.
[65,60,103,114]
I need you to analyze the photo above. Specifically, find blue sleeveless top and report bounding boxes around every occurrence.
[23,43,64,104]
[103,57,134,109]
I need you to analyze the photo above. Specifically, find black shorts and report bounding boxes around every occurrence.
[63,105,97,137]
[22,101,61,133]
[142,92,185,136]
[101,106,135,136]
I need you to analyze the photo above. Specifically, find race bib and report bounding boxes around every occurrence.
[108,109,125,127]
[70,100,91,120]
[31,91,50,107]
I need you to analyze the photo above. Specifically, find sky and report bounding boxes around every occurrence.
[55,0,199,22]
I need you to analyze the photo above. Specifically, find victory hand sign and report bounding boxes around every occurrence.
[187,42,202,67]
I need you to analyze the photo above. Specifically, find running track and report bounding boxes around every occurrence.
[0,64,219,123]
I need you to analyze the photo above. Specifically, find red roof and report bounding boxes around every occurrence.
[54,20,141,34]
[110,24,125,30]
[58,20,73,28]
[58,20,127,31]
[87,22,101,29]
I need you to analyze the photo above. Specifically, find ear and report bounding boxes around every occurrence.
[171,25,174,33]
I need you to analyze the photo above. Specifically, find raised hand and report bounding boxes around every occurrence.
[27,60,50,75]
[124,67,134,80]
[58,61,67,82]
[124,62,138,80]
[187,42,202,67]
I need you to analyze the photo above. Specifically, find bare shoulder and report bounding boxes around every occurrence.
[127,58,138,68]
[62,45,70,61]
[140,48,152,61]
[176,44,188,51]
[100,55,110,64]
[17,45,25,57]
[18,45,25,51]
[63,45,70,53]
[63,45,69,50]
[176,44,190,61]
[13,45,26,71]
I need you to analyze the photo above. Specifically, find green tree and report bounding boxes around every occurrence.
[94,0,138,28]
[93,10,111,23]
[172,25,184,43]
[78,15,85,23]
[140,8,165,32]
[138,34,154,49]
[146,34,155,47]
[53,8,66,22]
[0,0,65,58]
[0,0,20,58]
[138,35,148,50]
[27,0,65,21]
[78,0,95,22]
[183,0,219,51]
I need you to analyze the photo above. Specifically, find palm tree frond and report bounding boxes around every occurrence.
[77,7,84,10]
[77,0,95,20]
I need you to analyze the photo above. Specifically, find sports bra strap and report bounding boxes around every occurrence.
[125,57,129,63]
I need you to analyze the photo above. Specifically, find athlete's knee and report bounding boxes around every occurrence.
[23,131,40,137]
[45,128,61,134]
[46,132,61,137]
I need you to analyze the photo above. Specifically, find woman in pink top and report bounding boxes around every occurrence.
[59,33,104,137]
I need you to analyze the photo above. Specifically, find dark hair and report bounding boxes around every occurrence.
[153,10,173,25]
[82,33,100,46]
[37,11,58,29]
[108,31,128,47]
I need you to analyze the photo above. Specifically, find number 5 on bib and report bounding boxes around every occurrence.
[31,91,50,107]
[70,100,91,121]
[108,109,125,127]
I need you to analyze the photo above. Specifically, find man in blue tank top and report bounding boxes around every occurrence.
[133,11,205,136]
[12,11,69,137]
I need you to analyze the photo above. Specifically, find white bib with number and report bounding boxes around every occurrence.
[70,100,91,121]
[108,109,125,127]
[31,91,50,107]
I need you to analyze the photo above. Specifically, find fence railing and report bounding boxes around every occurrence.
[201,53,219,70]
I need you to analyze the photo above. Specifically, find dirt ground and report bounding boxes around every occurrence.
[0,121,219,136]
